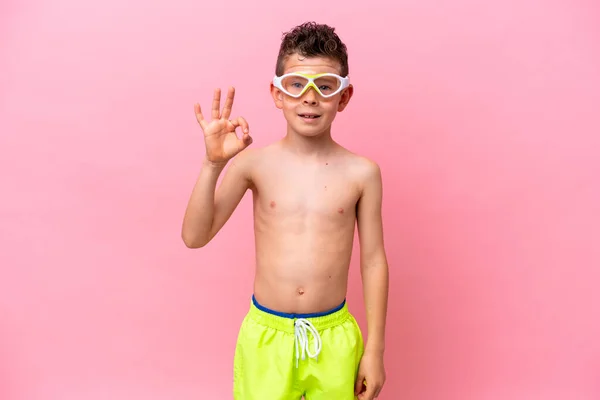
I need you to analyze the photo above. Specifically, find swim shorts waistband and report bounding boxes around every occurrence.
[248,295,350,333]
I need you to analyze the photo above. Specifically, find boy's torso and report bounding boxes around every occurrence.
[244,141,371,315]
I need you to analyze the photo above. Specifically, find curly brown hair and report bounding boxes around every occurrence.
[275,22,349,77]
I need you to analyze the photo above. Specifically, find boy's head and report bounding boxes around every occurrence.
[271,22,353,138]
[275,22,349,78]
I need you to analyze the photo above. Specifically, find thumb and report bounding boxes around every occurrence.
[239,133,253,150]
[355,373,365,395]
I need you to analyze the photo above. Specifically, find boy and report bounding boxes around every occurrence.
[182,22,389,400]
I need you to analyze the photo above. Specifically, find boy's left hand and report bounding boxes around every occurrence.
[354,350,386,399]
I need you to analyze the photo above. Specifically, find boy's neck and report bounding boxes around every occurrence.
[281,127,338,157]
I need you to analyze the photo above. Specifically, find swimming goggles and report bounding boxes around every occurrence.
[272,73,350,98]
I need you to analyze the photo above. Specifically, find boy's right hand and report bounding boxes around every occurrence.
[194,87,252,165]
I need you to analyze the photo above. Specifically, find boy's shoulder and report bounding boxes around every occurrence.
[338,146,382,182]
[231,140,290,167]
[231,141,277,167]
[227,142,279,181]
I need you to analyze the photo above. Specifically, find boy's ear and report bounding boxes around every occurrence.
[270,83,284,109]
[337,84,354,112]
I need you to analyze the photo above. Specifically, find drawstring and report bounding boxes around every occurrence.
[294,318,322,368]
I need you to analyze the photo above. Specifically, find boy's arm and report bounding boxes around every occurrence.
[354,159,388,399]
[181,150,252,248]
[182,87,253,249]
[356,160,389,354]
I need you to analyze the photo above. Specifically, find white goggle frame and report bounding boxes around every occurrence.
[272,73,350,98]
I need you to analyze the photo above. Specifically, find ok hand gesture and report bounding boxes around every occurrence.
[194,87,252,165]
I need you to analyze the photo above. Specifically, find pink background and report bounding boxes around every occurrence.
[2,0,600,399]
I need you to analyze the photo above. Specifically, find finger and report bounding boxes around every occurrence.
[211,88,221,120]
[358,383,376,400]
[238,134,253,152]
[230,117,250,134]
[374,386,382,398]
[242,133,253,147]
[194,103,207,130]
[221,86,235,120]
[354,374,365,395]
[372,384,381,399]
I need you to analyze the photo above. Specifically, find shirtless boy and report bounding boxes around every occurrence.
[181,22,389,400]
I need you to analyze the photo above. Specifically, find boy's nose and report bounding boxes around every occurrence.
[302,87,319,105]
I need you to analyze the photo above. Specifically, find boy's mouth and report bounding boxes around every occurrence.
[298,113,321,119]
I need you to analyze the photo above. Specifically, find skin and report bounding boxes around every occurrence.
[182,53,389,399]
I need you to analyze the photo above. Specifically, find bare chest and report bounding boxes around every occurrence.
[252,167,361,220]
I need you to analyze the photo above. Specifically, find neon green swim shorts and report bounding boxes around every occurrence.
[233,295,364,399]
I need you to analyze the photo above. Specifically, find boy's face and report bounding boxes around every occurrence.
[270,53,353,138]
